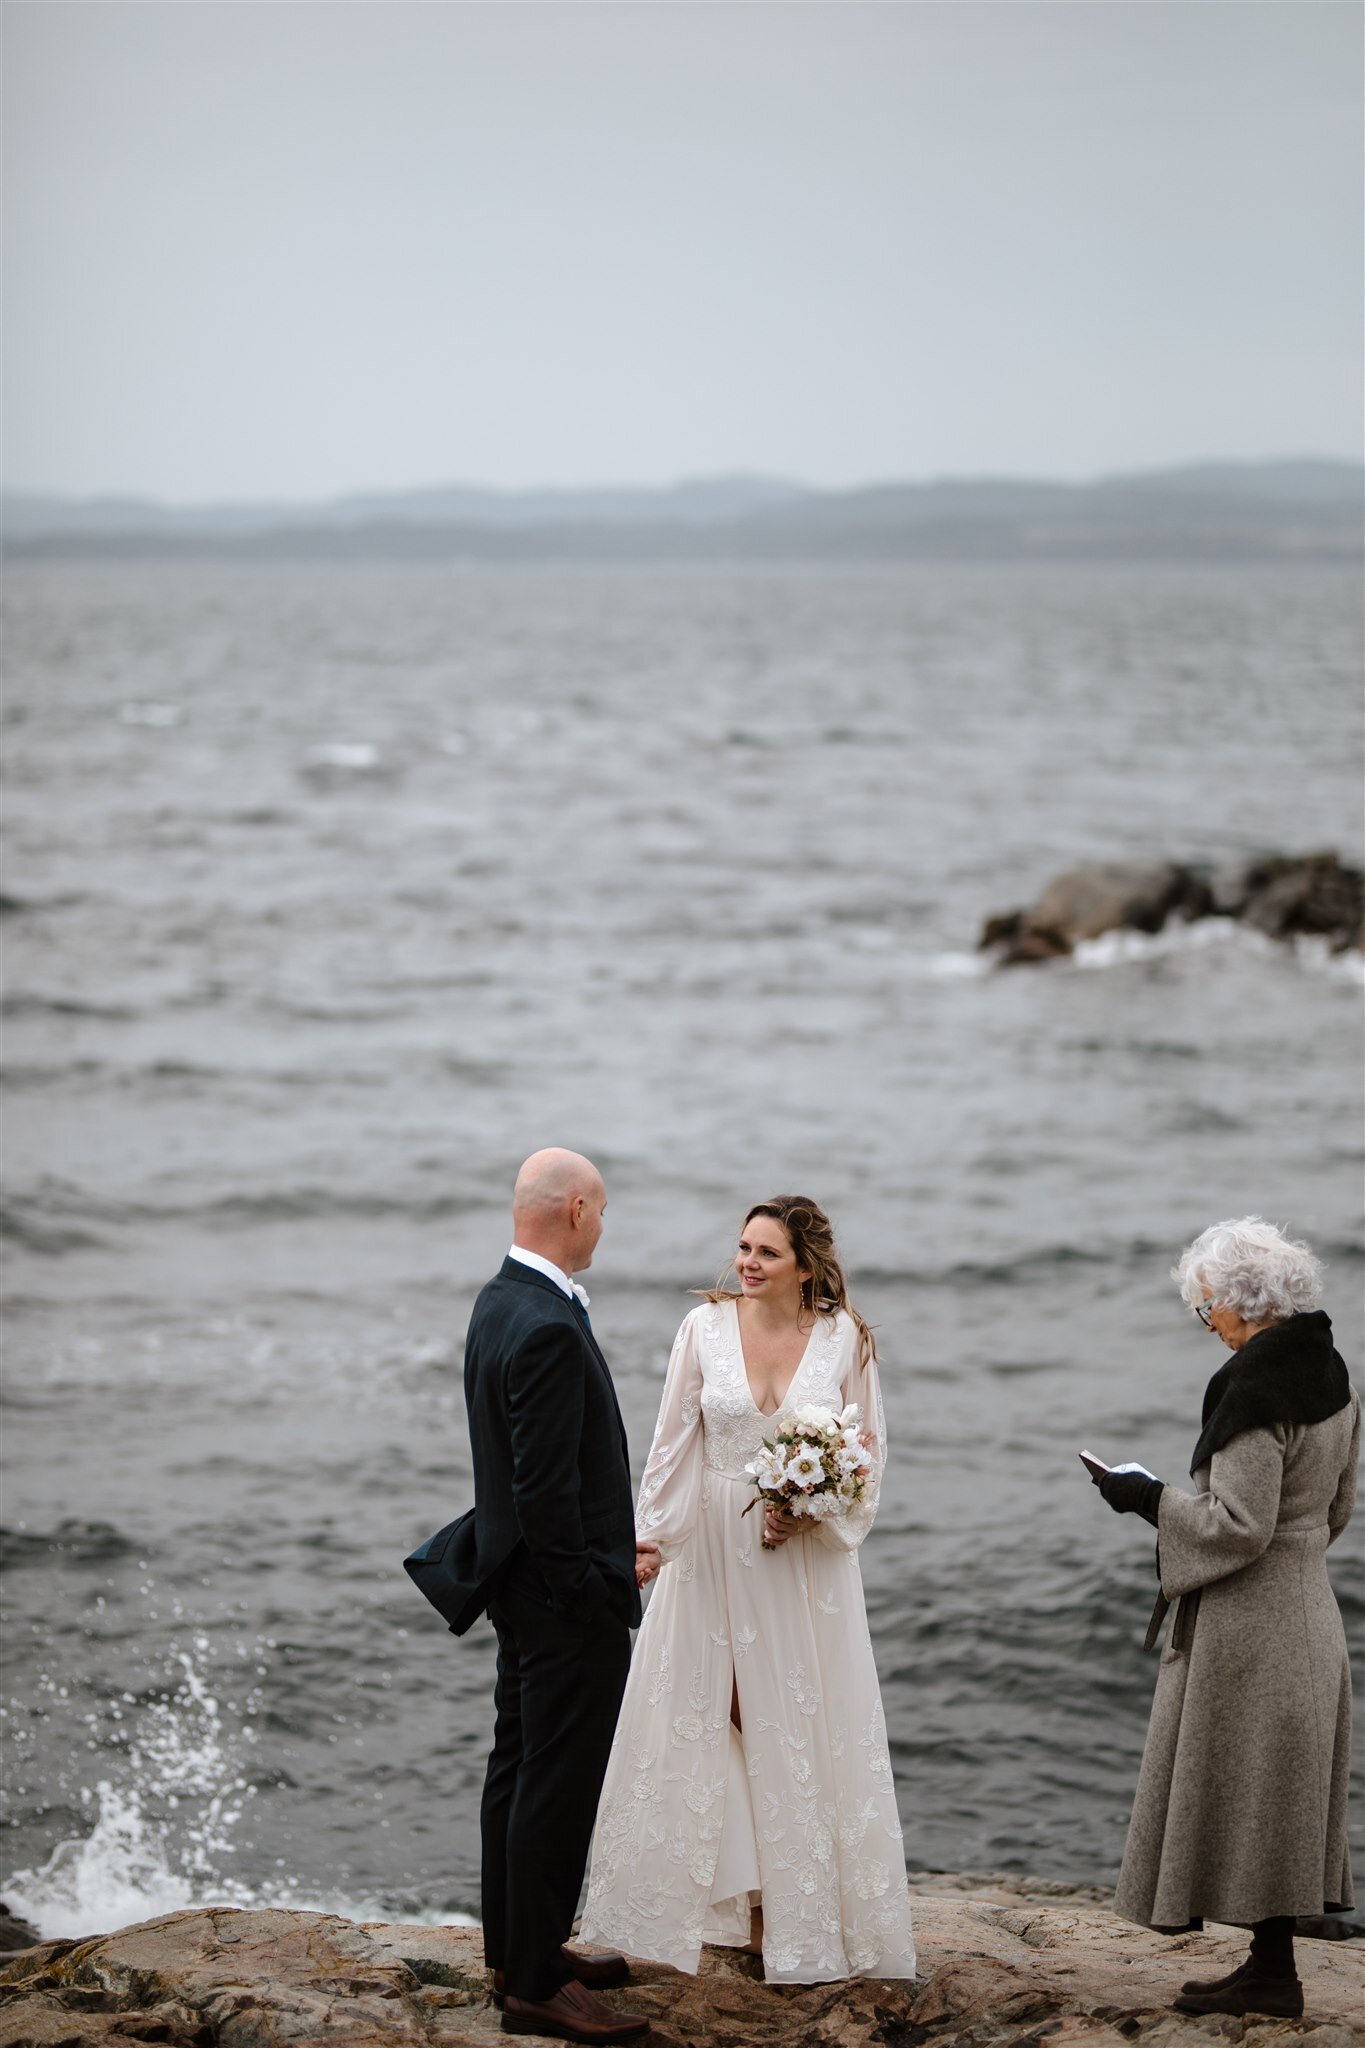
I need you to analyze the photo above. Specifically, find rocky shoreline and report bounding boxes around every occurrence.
[979,853,1363,966]
[1,1876,1361,2048]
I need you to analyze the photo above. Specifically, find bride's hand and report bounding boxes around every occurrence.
[635,1540,661,1587]
[762,1506,801,1548]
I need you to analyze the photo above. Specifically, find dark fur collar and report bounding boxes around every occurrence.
[1190,1309,1352,1474]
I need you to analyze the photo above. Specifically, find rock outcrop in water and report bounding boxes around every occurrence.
[980,853,1364,966]
[2,1879,1362,2048]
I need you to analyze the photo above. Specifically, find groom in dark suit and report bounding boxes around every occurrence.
[461,1149,650,2044]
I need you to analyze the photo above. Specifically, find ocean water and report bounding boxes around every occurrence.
[1,560,1361,1940]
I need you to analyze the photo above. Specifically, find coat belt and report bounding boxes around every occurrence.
[1144,1587,1201,1654]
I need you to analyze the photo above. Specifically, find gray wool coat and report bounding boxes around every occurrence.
[1114,1389,1361,1932]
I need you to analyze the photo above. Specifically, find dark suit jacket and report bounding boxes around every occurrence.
[423,1258,641,1636]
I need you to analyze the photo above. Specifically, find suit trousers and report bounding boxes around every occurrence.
[482,1585,632,2001]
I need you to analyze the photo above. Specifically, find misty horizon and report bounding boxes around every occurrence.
[7,455,1359,566]
[6,451,1363,518]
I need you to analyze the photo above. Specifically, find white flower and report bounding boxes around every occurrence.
[838,1402,860,1428]
[785,1446,824,1489]
[793,1402,838,1434]
[746,1448,786,1490]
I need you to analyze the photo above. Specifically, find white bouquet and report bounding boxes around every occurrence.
[743,1403,873,1549]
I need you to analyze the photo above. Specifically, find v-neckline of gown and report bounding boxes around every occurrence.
[729,1295,817,1419]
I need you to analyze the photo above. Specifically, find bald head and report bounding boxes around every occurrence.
[512,1148,608,1275]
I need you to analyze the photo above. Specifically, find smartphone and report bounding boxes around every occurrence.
[1078,1449,1110,1480]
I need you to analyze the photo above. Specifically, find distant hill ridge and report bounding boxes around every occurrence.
[4,459,1361,562]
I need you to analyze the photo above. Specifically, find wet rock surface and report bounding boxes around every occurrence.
[980,855,1363,965]
[0,1918,41,1961]
[1,1885,1360,2048]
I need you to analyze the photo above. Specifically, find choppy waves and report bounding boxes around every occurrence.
[0,1176,492,1240]
[3,560,1361,1934]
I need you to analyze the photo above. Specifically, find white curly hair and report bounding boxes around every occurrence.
[1172,1216,1324,1324]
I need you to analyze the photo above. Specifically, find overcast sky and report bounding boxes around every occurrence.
[4,2,1361,503]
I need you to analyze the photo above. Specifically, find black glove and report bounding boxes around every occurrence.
[1099,1469,1164,1526]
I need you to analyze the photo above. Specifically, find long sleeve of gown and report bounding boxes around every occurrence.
[814,1331,886,1553]
[634,1310,705,1564]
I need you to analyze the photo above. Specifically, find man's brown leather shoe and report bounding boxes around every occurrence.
[501,1977,649,2042]
[492,1946,630,2007]
[562,1947,630,1990]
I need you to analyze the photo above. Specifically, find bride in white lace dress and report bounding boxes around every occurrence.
[580,1196,916,1984]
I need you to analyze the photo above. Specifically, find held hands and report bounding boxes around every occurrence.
[635,1540,661,1588]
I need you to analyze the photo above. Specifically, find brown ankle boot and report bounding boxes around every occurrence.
[1174,1968,1303,2019]
[1179,1957,1250,1996]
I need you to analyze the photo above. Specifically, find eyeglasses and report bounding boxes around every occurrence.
[1194,1301,1217,1328]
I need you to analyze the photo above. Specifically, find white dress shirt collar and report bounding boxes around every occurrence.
[508,1244,585,1304]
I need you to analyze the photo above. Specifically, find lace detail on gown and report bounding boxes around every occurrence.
[698,1300,845,1476]
[580,1300,916,1983]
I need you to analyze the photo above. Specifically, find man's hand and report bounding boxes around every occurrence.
[635,1540,661,1588]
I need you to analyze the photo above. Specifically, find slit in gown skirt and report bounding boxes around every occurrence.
[580,1299,917,1983]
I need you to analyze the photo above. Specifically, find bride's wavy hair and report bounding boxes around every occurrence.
[705,1194,877,1368]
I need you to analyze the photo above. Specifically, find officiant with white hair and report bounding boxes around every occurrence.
[1093,1216,1359,2021]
